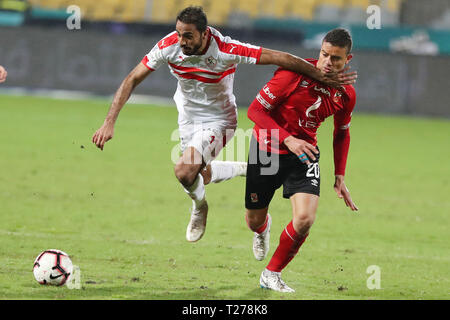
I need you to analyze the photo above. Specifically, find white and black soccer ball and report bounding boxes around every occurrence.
[33,249,73,286]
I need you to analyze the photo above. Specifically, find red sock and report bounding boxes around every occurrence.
[245,214,268,234]
[256,215,269,234]
[266,221,308,273]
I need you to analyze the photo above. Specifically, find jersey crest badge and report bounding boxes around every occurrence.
[314,86,331,97]
[333,91,342,103]
[205,56,217,69]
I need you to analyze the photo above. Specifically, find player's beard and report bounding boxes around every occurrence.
[181,41,203,56]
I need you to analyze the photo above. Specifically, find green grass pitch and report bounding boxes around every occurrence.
[0,94,449,300]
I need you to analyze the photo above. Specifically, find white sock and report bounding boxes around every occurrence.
[183,174,206,209]
[210,161,247,183]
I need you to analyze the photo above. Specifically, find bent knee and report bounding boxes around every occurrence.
[293,212,316,234]
[174,163,198,187]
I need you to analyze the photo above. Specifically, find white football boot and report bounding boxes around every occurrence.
[259,268,295,293]
[253,214,272,261]
[186,201,208,242]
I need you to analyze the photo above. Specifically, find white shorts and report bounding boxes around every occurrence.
[179,123,236,165]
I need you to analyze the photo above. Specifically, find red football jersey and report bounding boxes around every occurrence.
[248,59,356,175]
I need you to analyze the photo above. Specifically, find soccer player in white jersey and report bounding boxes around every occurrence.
[92,7,357,242]
[0,65,7,83]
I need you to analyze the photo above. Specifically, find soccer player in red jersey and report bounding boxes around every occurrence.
[0,65,7,83]
[245,28,359,292]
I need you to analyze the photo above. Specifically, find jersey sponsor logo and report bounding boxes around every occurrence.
[306,96,322,118]
[262,85,276,100]
[314,86,331,97]
[300,80,310,88]
[299,119,318,128]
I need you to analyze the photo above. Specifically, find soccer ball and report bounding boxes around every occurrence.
[33,249,73,286]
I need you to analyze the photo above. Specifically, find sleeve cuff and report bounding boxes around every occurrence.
[141,57,155,71]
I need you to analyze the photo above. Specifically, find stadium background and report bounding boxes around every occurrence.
[1,0,450,116]
[0,0,449,300]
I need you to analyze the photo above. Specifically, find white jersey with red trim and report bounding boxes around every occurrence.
[142,27,262,127]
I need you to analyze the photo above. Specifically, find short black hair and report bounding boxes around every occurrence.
[176,6,208,33]
[323,28,353,53]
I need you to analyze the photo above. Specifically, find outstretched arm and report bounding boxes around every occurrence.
[92,63,152,150]
[258,48,357,88]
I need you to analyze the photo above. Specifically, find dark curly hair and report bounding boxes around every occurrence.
[176,6,208,33]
